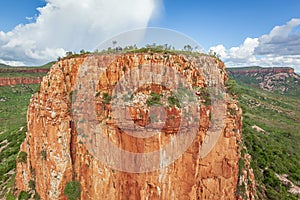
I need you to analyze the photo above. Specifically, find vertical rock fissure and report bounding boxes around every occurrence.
[69,116,76,179]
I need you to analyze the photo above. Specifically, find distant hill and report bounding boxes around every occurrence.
[227,66,300,97]
[0,62,53,79]
[226,68,300,199]
[0,61,54,69]
[0,63,11,68]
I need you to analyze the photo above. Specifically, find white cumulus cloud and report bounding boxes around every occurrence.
[229,37,259,62]
[209,44,228,59]
[0,0,161,65]
[255,18,300,56]
[210,18,300,72]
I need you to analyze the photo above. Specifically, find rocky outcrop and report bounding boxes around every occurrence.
[0,67,49,86]
[228,67,300,93]
[15,53,254,199]
[0,77,43,86]
[227,67,294,75]
[258,72,300,92]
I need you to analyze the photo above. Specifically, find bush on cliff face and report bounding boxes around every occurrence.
[146,92,162,106]
[18,191,30,200]
[17,151,27,163]
[64,181,81,200]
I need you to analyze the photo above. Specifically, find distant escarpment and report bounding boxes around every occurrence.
[227,66,300,95]
[15,53,255,199]
[0,67,50,86]
[0,77,43,86]
[0,68,50,74]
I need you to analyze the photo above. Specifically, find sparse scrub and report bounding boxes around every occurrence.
[64,181,81,200]
[146,92,162,106]
[227,75,300,199]
[17,151,27,163]
[18,191,30,200]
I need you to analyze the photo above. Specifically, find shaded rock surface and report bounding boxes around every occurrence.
[15,53,255,199]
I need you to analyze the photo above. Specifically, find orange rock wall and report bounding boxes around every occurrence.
[15,53,250,199]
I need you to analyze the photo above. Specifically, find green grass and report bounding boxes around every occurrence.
[0,84,39,198]
[0,72,47,78]
[0,61,53,78]
[34,61,55,69]
[0,61,54,70]
[227,76,300,199]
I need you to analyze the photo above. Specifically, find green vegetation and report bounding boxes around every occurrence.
[64,181,81,200]
[63,44,208,59]
[36,61,55,69]
[167,95,180,108]
[227,75,300,199]
[102,92,112,104]
[17,151,27,163]
[0,84,39,198]
[0,72,47,78]
[0,61,53,78]
[228,67,300,97]
[40,149,47,160]
[199,87,211,106]
[146,92,162,106]
[175,83,196,103]
[18,191,30,200]
[6,192,16,200]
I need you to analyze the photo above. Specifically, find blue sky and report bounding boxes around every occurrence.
[0,0,300,71]
[0,0,46,32]
[153,0,300,49]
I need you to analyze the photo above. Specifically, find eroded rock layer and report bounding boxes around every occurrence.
[0,77,43,86]
[15,53,253,199]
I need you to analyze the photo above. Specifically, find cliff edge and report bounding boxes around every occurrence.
[15,52,255,199]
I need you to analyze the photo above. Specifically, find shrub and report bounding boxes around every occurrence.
[146,92,162,106]
[17,151,27,163]
[199,87,211,106]
[40,149,47,160]
[168,96,180,108]
[102,93,112,104]
[6,192,16,200]
[29,180,35,190]
[64,181,81,200]
[18,191,30,200]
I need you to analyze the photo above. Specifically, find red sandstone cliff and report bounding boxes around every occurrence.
[227,67,294,75]
[0,77,43,86]
[15,53,255,199]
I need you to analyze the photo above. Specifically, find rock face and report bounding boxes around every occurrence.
[228,67,300,93]
[15,53,254,199]
[0,77,43,86]
[227,67,294,75]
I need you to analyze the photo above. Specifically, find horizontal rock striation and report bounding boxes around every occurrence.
[0,77,43,86]
[15,53,254,199]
